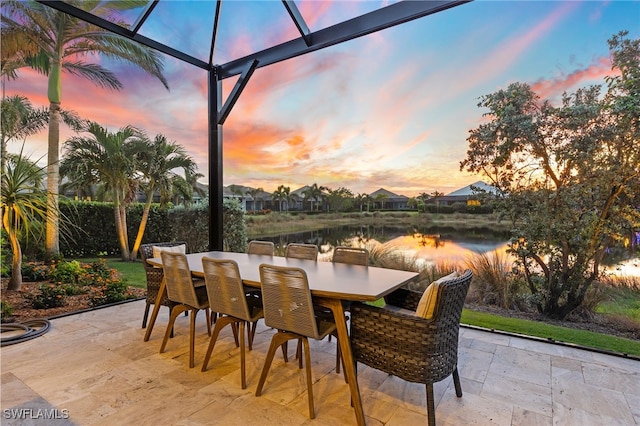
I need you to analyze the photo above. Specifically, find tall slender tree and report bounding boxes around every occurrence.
[1,149,48,290]
[131,134,198,261]
[60,122,147,260]
[1,0,169,258]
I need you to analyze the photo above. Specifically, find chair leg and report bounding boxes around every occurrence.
[239,321,247,389]
[425,383,436,426]
[142,302,150,328]
[453,367,463,397]
[205,309,212,336]
[202,316,236,372]
[256,332,298,397]
[189,309,199,368]
[302,337,315,419]
[160,305,188,354]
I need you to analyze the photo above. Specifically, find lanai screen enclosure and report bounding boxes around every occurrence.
[38,0,470,249]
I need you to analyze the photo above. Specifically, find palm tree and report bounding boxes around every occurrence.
[1,95,48,174]
[431,190,444,213]
[302,183,325,211]
[2,0,169,258]
[131,134,198,261]
[1,149,49,290]
[247,187,264,211]
[272,185,290,212]
[374,193,388,210]
[60,122,147,260]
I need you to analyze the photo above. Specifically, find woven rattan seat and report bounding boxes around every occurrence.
[332,246,369,266]
[159,251,211,368]
[255,264,341,419]
[328,246,370,373]
[247,240,275,256]
[349,270,473,426]
[284,243,318,260]
[139,241,188,329]
[201,258,264,389]
[245,240,274,343]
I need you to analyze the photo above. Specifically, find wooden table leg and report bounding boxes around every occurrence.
[143,277,166,342]
[317,297,366,426]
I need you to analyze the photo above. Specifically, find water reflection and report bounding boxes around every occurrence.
[255,226,639,277]
[389,233,509,264]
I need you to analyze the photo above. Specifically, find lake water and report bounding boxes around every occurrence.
[255,225,640,277]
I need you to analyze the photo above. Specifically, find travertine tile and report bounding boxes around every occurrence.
[552,380,635,425]
[2,299,637,426]
[482,373,552,416]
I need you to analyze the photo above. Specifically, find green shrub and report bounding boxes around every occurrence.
[27,284,67,309]
[21,261,50,281]
[49,260,83,284]
[88,279,136,307]
[1,300,14,318]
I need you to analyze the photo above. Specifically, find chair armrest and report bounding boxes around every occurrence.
[349,302,452,384]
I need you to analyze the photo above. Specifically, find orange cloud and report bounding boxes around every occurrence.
[530,56,618,100]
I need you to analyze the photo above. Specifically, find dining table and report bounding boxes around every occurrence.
[143,250,419,425]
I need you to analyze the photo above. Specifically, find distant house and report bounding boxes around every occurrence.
[436,181,498,206]
[369,188,410,210]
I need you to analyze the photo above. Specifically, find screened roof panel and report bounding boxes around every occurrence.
[297,0,392,32]
[67,0,150,29]
[136,1,217,62]
[212,1,298,65]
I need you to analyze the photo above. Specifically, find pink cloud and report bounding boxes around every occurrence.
[530,56,618,100]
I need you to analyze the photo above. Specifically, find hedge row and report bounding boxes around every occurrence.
[59,199,247,258]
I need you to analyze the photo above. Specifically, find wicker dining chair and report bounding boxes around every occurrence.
[332,246,369,266]
[201,258,264,389]
[349,270,473,426]
[255,264,341,419]
[329,246,370,373]
[284,243,318,261]
[159,251,212,368]
[140,241,188,329]
[247,240,275,256]
[245,240,274,344]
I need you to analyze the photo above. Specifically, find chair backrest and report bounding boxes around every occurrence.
[259,264,321,339]
[140,241,188,271]
[285,243,318,261]
[161,251,200,307]
[202,257,252,320]
[247,240,275,256]
[429,270,473,362]
[332,246,369,266]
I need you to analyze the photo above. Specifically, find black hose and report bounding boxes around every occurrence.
[1,319,51,346]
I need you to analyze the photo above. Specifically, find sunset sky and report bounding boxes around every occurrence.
[5,0,639,197]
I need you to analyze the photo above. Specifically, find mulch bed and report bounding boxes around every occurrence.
[1,280,146,323]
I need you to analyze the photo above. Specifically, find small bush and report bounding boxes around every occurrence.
[21,262,50,281]
[28,284,67,309]
[49,260,83,284]
[88,279,136,307]
[1,300,14,318]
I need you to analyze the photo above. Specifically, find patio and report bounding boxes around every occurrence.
[1,299,639,425]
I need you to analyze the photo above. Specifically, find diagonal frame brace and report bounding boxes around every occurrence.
[282,0,312,46]
[217,59,259,125]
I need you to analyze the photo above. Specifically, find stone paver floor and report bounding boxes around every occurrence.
[1,300,638,425]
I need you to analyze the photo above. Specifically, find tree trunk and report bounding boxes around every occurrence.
[130,193,154,261]
[113,193,130,261]
[45,102,61,258]
[3,213,23,291]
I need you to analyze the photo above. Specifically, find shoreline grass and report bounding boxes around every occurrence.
[461,309,640,357]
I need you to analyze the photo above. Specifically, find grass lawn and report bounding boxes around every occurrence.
[82,257,146,288]
[461,309,640,357]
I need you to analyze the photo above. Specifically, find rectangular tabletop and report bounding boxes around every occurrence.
[148,251,418,301]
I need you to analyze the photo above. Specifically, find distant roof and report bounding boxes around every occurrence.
[446,181,497,197]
